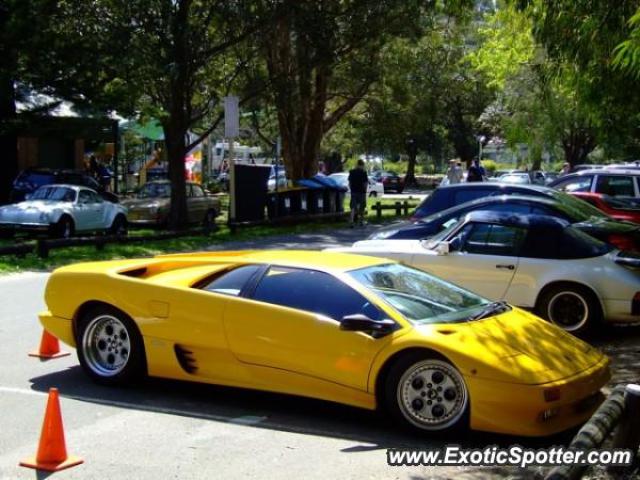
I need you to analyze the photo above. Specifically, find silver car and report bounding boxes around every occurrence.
[0,184,128,238]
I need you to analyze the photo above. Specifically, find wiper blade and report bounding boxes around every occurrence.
[468,301,510,321]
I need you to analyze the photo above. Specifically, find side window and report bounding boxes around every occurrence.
[520,228,562,259]
[554,176,593,193]
[191,185,205,197]
[78,190,91,203]
[200,265,262,296]
[462,224,525,256]
[252,267,383,320]
[595,175,635,197]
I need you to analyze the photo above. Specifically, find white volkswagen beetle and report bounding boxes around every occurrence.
[0,184,128,238]
[329,211,640,335]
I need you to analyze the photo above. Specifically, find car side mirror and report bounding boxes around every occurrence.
[340,314,396,337]
[435,241,450,255]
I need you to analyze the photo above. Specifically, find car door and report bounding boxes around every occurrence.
[412,222,525,301]
[74,190,99,230]
[187,184,208,224]
[222,266,390,391]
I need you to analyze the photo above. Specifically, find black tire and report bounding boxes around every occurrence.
[384,352,469,434]
[536,283,601,336]
[51,216,74,239]
[76,305,146,386]
[109,215,128,236]
[369,191,377,198]
[203,209,218,234]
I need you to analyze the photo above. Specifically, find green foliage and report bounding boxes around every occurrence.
[614,8,640,79]
[481,159,497,174]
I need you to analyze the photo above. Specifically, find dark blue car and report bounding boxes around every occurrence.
[369,193,640,251]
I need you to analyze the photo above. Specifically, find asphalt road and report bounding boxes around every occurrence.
[0,227,638,479]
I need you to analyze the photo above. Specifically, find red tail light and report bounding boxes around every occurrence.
[608,234,637,252]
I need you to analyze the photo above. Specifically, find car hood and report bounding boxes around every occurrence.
[575,217,640,233]
[415,308,605,384]
[121,198,169,209]
[0,200,68,213]
[368,221,427,240]
[347,239,435,254]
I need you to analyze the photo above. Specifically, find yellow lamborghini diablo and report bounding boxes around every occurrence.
[39,250,609,436]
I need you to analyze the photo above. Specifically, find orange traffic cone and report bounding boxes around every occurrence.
[29,330,70,359]
[19,388,83,472]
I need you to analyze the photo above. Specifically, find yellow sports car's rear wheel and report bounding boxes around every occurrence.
[386,354,469,433]
[76,306,146,386]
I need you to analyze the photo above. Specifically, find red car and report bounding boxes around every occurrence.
[569,192,640,224]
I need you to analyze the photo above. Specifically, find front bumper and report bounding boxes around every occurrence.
[0,222,49,232]
[467,355,610,437]
[39,311,76,348]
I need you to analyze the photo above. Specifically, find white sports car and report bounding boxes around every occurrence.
[329,211,640,334]
[0,184,128,238]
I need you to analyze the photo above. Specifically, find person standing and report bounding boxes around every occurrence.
[559,163,571,177]
[467,158,485,182]
[348,159,368,227]
[445,159,463,184]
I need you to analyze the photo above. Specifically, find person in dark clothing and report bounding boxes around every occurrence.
[467,158,485,182]
[348,159,368,227]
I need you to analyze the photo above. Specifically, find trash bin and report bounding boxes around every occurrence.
[323,189,337,213]
[336,191,346,213]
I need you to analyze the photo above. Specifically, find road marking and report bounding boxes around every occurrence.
[0,385,376,443]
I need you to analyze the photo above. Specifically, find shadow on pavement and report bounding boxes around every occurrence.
[28,366,575,451]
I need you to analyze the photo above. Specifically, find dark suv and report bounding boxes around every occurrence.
[11,168,117,203]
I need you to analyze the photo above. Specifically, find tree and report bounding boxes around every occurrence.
[63,0,269,229]
[258,0,428,181]
[326,11,491,181]
[515,0,640,161]
[470,3,603,168]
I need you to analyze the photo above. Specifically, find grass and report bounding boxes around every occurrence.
[0,197,419,274]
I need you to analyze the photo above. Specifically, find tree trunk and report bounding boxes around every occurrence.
[405,141,418,187]
[0,7,17,205]
[562,129,596,168]
[162,122,189,230]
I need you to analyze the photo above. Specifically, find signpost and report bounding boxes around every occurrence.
[224,96,239,221]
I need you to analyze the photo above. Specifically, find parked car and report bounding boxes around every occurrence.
[549,168,640,199]
[0,184,127,238]
[569,192,640,224]
[371,171,404,193]
[410,183,559,221]
[368,193,640,252]
[497,172,532,185]
[331,211,640,334]
[328,172,384,197]
[267,166,288,192]
[40,250,608,436]
[11,168,118,203]
[122,180,219,228]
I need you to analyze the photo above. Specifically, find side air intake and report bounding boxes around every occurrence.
[174,344,198,374]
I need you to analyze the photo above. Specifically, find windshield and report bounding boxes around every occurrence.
[424,217,462,245]
[348,263,493,325]
[138,183,171,198]
[549,190,609,221]
[30,186,76,202]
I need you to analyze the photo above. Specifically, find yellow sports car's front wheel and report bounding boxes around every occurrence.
[386,354,469,433]
[76,305,146,386]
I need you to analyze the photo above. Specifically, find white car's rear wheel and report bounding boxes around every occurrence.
[385,354,469,433]
[537,284,601,335]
